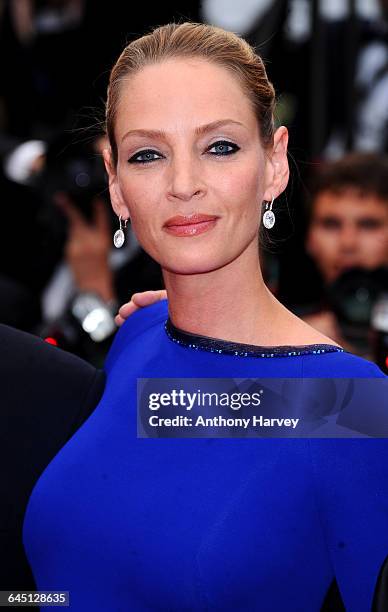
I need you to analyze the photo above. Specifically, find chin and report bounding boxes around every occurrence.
[162,262,222,276]
[143,238,246,276]
[159,252,229,276]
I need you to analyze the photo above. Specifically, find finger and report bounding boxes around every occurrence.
[115,313,126,327]
[117,300,139,319]
[54,192,86,228]
[131,290,167,307]
[117,290,167,321]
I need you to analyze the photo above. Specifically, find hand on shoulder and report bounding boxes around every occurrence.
[115,290,167,326]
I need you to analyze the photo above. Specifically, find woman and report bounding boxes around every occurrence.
[23,22,387,611]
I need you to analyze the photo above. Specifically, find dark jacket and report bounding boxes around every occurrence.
[0,324,105,592]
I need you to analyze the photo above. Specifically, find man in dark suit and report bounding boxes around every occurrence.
[0,290,166,595]
[0,323,105,592]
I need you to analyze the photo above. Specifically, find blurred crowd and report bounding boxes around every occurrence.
[0,0,386,370]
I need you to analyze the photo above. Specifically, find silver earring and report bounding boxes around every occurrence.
[262,195,276,229]
[113,215,128,248]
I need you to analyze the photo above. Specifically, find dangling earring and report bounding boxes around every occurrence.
[113,215,128,248]
[262,195,276,229]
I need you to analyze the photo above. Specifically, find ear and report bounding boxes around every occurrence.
[102,148,130,218]
[262,126,289,202]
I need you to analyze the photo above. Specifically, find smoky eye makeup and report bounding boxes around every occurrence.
[207,140,241,155]
[127,149,162,164]
[127,139,241,165]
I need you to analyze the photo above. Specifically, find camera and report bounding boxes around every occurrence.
[35,132,110,222]
[326,266,388,372]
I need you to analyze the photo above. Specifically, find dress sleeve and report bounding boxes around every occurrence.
[308,439,388,612]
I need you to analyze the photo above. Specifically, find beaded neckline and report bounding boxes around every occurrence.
[164,318,345,359]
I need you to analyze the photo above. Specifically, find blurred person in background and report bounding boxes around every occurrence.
[302,153,388,362]
[0,128,164,365]
[36,131,164,365]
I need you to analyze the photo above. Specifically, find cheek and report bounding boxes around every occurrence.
[309,230,338,259]
[219,164,262,220]
[360,231,388,260]
[121,194,160,256]
[119,177,160,231]
[235,163,262,195]
[129,203,157,248]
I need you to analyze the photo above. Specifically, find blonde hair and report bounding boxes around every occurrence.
[105,21,276,166]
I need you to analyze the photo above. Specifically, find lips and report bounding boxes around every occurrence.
[163,214,219,237]
[163,213,218,227]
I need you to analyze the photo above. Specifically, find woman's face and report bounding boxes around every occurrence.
[105,58,288,274]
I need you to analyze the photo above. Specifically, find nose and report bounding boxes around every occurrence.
[338,224,359,253]
[167,154,205,202]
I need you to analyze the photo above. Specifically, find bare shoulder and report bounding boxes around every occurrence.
[291,318,343,348]
[277,307,344,348]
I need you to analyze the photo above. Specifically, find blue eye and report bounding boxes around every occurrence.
[128,149,162,164]
[127,140,240,165]
[208,140,240,156]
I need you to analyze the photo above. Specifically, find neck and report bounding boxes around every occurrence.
[163,243,281,346]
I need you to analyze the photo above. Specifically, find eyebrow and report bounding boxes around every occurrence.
[120,119,247,143]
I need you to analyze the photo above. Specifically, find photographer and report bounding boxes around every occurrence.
[303,152,388,363]
[32,132,164,364]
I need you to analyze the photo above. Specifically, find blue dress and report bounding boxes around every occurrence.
[23,300,388,611]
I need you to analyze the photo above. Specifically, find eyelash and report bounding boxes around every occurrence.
[127,140,240,164]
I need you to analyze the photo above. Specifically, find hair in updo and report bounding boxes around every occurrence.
[105,21,276,166]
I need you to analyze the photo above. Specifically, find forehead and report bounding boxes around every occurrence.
[313,189,388,218]
[114,58,257,138]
